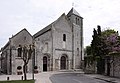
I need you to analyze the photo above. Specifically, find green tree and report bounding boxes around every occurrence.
[91,25,102,57]
[91,26,120,74]
[91,28,98,57]
[84,46,94,68]
[91,25,105,74]
[85,46,92,55]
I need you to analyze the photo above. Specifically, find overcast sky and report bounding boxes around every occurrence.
[0,0,120,48]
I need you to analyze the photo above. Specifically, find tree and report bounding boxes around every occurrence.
[91,25,102,57]
[101,29,120,54]
[91,25,105,74]
[91,26,120,74]
[97,25,101,36]
[17,44,34,80]
[91,28,98,57]
[101,29,120,75]
[84,46,94,68]
[85,46,92,55]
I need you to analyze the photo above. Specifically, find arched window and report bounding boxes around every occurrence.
[77,48,79,56]
[44,42,48,52]
[17,45,22,57]
[76,17,79,25]
[63,34,66,42]
[76,17,78,24]
[77,18,79,25]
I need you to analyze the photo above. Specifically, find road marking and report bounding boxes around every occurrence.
[73,79,82,83]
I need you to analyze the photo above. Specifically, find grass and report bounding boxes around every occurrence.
[0,80,34,83]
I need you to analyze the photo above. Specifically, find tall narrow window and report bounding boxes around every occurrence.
[18,45,22,57]
[77,18,79,25]
[76,17,79,25]
[77,48,79,56]
[45,42,48,52]
[76,17,77,24]
[63,34,66,41]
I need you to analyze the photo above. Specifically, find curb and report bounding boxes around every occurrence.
[95,77,117,83]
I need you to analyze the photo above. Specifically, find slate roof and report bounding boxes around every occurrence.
[67,8,82,18]
[33,22,53,38]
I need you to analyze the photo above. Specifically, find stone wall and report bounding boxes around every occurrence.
[106,55,120,78]
[35,29,52,72]
[84,61,96,74]
[73,23,82,69]
[52,14,73,70]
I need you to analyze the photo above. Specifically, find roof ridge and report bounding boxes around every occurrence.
[11,28,32,39]
[67,7,80,17]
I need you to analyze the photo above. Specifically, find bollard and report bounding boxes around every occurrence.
[21,76,23,80]
[7,77,9,80]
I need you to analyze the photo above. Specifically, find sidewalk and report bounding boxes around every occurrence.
[85,74,120,83]
[0,72,54,83]
[34,72,53,83]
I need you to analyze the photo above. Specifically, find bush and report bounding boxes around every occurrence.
[17,66,22,70]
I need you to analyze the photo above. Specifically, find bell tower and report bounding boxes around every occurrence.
[67,7,83,26]
[67,8,84,69]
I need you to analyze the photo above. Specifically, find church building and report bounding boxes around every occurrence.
[33,8,84,72]
[1,8,84,74]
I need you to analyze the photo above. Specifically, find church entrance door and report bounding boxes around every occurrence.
[60,56,66,69]
[43,56,47,71]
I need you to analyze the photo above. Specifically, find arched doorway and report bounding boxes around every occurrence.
[43,56,47,71]
[60,56,66,69]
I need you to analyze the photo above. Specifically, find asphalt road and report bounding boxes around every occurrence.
[50,73,108,83]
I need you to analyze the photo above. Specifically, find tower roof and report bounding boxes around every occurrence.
[67,8,81,17]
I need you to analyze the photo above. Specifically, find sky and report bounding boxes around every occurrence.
[0,0,120,48]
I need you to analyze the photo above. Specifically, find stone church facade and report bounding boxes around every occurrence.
[1,8,84,74]
[33,8,84,72]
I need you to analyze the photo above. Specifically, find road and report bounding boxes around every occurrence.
[50,73,108,83]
